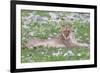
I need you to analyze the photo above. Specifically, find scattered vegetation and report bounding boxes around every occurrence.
[21,10,90,63]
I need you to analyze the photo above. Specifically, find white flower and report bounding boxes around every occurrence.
[49,12,57,19]
[22,37,26,40]
[23,25,29,29]
[48,37,52,40]
[77,53,82,56]
[79,36,82,39]
[52,52,61,56]
[21,56,25,58]
[63,53,68,56]
[42,17,48,21]
[64,50,74,56]
[84,33,87,36]
[53,32,57,35]
[58,48,62,51]
[41,52,45,55]
[29,32,34,36]
[86,38,89,40]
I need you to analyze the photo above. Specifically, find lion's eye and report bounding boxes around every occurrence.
[72,30,74,32]
[67,30,70,32]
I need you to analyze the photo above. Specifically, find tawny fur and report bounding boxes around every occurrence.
[24,25,89,49]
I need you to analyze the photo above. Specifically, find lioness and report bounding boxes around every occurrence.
[23,25,89,49]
